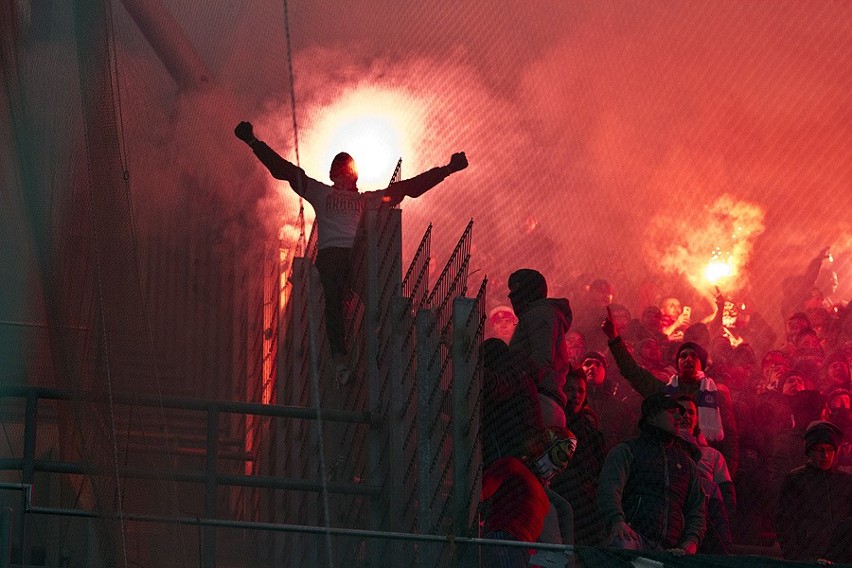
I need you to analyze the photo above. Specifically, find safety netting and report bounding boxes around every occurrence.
[1,0,851,566]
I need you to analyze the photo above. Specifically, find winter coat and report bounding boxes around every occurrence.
[550,408,606,545]
[776,465,852,562]
[598,427,706,550]
[509,298,573,406]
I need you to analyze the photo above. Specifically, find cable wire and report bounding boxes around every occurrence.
[282,0,335,564]
[101,0,192,562]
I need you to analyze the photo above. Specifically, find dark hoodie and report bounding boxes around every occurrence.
[509,297,573,405]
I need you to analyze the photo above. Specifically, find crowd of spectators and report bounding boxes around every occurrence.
[480,252,851,565]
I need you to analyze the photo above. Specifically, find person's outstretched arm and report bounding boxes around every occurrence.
[706,289,725,336]
[602,308,663,398]
[383,152,468,205]
[235,121,315,196]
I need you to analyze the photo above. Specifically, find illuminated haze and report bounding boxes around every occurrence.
[98,0,852,328]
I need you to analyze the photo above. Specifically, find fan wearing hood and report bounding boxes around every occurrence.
[508,269,573,428]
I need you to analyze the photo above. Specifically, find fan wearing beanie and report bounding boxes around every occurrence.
[602,310,740,476]
[776,421,852,563]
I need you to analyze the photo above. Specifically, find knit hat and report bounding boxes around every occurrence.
[488,305,517,323]
[676,341,708,370]
[581,351,608,371]
[804,420,844,453]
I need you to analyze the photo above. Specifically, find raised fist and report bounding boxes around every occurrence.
[234,121,255,143]
[448,152,468,173]
[602,306,619,340]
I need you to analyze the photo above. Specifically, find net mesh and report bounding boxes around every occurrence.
[1,0,851,566]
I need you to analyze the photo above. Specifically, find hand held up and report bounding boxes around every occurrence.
[235,121,255,144]
[447,152,468,173]
[602,305,619,340]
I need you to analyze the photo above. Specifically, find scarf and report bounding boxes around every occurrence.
[665,372,725,442]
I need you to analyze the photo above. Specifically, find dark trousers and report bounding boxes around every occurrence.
[315,247,353,357]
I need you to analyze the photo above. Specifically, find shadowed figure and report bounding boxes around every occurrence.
[507,268,573,428]
[235,121,467,383]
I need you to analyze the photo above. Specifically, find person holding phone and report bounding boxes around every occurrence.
[661,297,690,341]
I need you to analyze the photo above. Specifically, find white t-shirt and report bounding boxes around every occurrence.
[296,178,386,250]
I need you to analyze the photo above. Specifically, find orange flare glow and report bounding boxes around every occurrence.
[648,194,766,296]
[704,259,734,284]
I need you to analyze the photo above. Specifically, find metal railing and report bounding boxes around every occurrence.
[0,386,373,567]
[273,210,486,567]
[0,210,487,567]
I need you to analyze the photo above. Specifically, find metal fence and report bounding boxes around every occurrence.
[272,211,486,568]
[0,209,487,567]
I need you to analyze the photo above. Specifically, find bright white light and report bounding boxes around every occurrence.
[705,260,733,284]
[326,116,402,187]
[301,88,423,190]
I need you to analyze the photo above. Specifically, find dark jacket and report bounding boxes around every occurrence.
[482,365,542,466]
[510,298,573,405]
[585,382,638,453]
[598,427,706,550]
[776,465,852,562]
[698,476,733,555]
[550,407,606,545]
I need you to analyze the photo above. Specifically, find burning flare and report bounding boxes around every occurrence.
[704,258,733,284]
[647,194,766,298]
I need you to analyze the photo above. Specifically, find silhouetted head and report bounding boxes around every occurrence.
[609,303,631,330]
[563,369,588,415]
[785,312,811,341]
[640,306,664,333]
[780,369,807,395]
[804,421,843,470]
[675,394,700,436]
[637,338,664,366]
[825,352,851,389]
[481,336,507,364]
[660,297,683,318]
[683,322,710,348]
[581,352,607,386]
[788,390,826,427]
[508,269,547,316]
[329,152,358,190]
